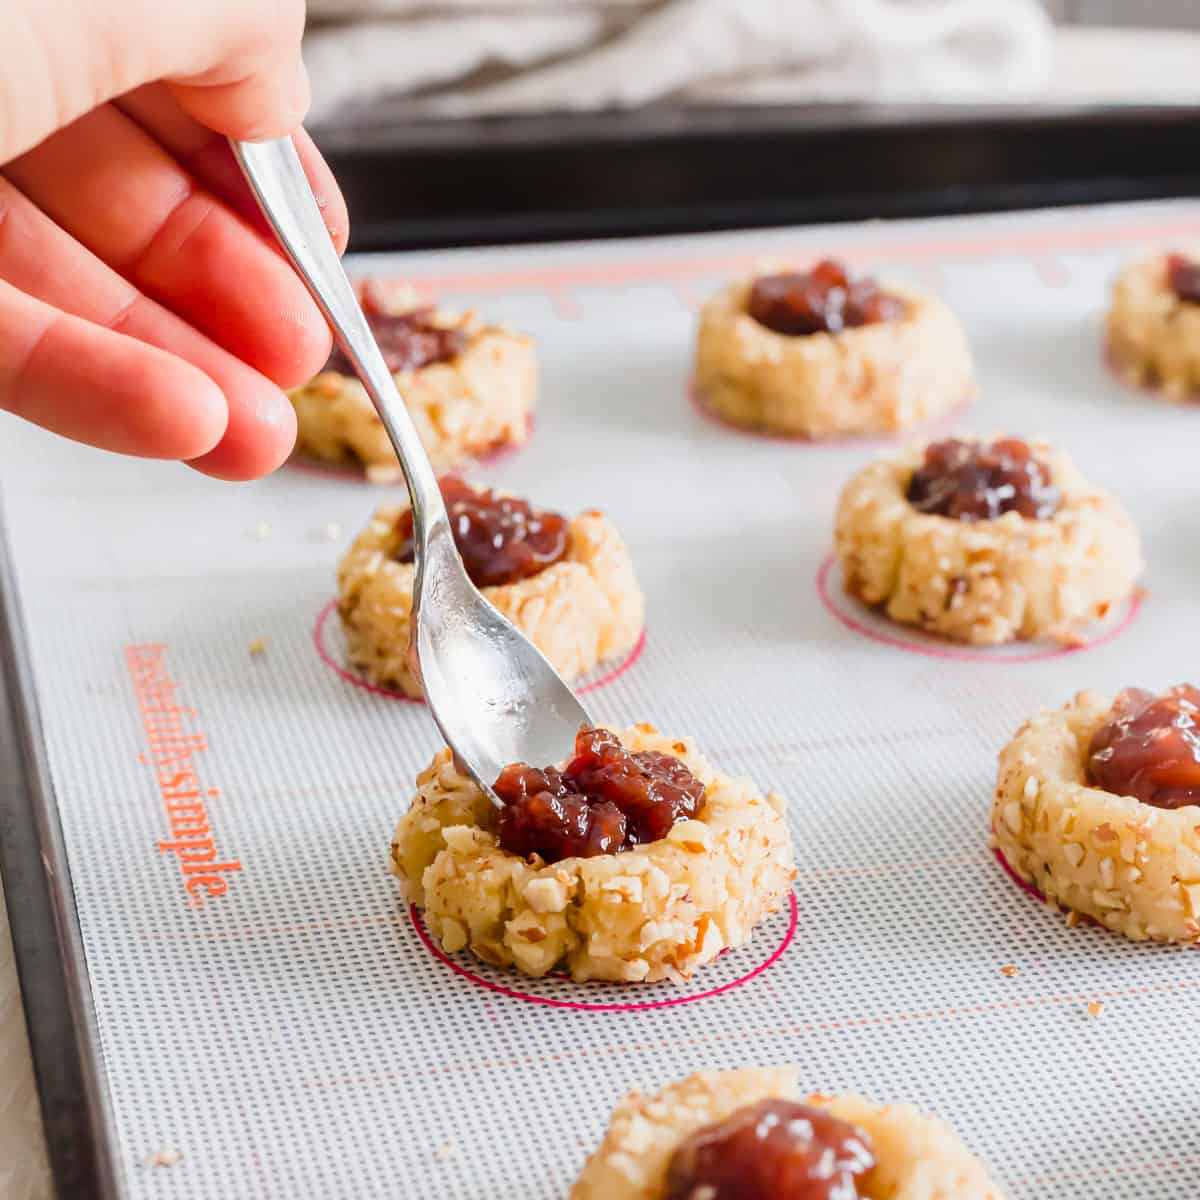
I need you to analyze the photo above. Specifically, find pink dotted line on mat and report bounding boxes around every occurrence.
[139,914,398,945]
[312,598,646,703]
[407,891,798,1012]
[136,852,987,944]
[302,974,1200,1091]
[815,554,1143,664]
[992,843,1054,906]
[380,215,1200,296]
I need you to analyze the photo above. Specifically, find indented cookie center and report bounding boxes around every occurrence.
[494,727,707,862]
[326,299,467,374]
[1166,253,1200,305]
[1088,684,1200,809]
[747,259,904,337]
[906,437,1060,523]
[395,477,569,589]
[665,1099,875,1200]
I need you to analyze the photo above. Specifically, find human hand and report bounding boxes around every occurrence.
[0,0,348,480]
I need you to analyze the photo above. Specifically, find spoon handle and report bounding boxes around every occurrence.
[230,136,447,549]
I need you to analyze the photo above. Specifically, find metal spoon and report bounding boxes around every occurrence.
[231,137,592,803]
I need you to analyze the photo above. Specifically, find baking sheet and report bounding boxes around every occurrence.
[3,199,1200,1199]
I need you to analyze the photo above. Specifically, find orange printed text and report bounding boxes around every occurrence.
[125,644,241,903]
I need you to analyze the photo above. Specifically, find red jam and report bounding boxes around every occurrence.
[326,294,466,375]
[666,1100,875,1200]
[494,727,707,863]
[396,478,568,590]
[1166,253,1200,304]
[906,437,1060,522]
[747,259,904,337]
[1088,686,1200,809]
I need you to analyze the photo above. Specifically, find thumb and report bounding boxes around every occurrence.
[165,0,312,142]
[169,57,312,144]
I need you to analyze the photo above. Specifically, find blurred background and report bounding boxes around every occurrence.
[303,0,1198,128]
[297,1,1200,250]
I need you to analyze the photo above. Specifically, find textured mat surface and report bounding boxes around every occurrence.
[2,199,1198,1198]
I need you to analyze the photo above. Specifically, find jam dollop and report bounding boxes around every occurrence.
[494,727,707,862]
[326,295,466,375]
[396,478,568,590]
[1166,253,1200,305]
[666,1099,875,1200]
[906,437,1060,523]
[1088,685,1200,809]
[747,259,904,337]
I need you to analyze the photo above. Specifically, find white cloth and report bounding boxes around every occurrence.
[304,0,1054,126]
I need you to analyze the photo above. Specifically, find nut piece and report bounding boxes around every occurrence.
[667,819,712,853]
[524,876,570,914]
[144,1149,183,1168]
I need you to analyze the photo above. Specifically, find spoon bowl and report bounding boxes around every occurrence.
[232,136,592,801]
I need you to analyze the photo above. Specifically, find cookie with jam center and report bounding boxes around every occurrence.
[1107,250,1200,400]
[693,259,974,437]
[994,687,1200,943]
[288,280,536,478]
[337,479,643,697]
[833,435,1142,645]
[391,726,795,983]
[571,1067,1005,1200]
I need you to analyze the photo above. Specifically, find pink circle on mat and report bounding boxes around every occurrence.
[312,598,646,703]
[816,554,1142,664]
[993,845,1051,906]
[995,842,1200,949]
[688,380,974,447]
[409,891,798,1011]
[286,415,537,483]
[312,598,421,703]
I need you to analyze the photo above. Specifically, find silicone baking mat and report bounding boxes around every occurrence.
[2,199,1199,1200]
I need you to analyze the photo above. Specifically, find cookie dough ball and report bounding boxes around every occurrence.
[571,1067,1005,1199]
[289,282,536,477]
[338,478,643,697]
[693,259,973,437]
[391,725,795,983]
[834,436,1142,645]
[994,686,1200,943]
[1107,251,1200,400]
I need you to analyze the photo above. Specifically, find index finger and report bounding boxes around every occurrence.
[117,84,349,255]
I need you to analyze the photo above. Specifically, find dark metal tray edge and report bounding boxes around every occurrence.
[317,104,1200,252]
[0,505,121,1200]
